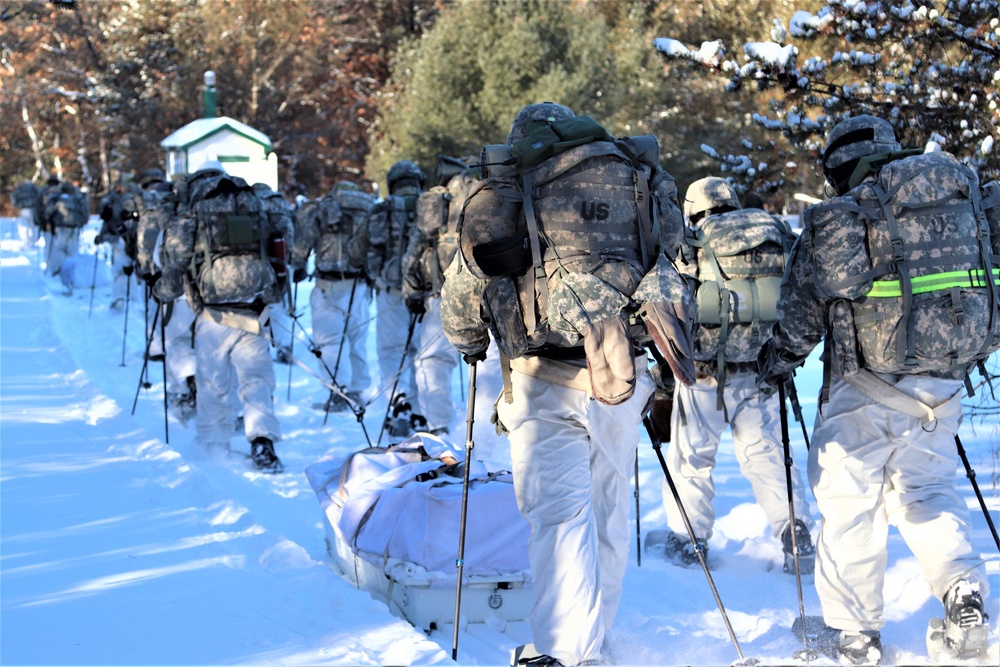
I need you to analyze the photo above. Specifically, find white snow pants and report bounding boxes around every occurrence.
[414,297,459,431]
[808,374,988,633]
[193,312,280,449]
[146,297,197,396]
[664,372,813,540]
[497,365,653,666]
[47,226,79,277]
[311,277,372,395]
[109,239,133,301]
[375,288,418,401]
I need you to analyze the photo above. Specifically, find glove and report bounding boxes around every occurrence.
[405,294,426,315]
[123,264,134,277]
[462,349,487,365]
[584,315,637,405]
[292,267,308,283]
[639,301,696,388]
[94,233,107,245]
[144,271,161,287]
[756,340,806,396]
[648,396,673,443]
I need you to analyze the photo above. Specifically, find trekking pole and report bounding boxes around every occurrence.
[451,359,478,662]
[286,309,372,445]
[160,301,170,445]
[634,448,642,567]
[778,381,812,660]
[120,273,131,367]
[376,312,419,446]
[644,416,747,663]
[785,375,811,450]
[286,280,298,401]
[955,434,1000,552]
[323,276,359,412]
[88,247,101,318]
[132,302,160,415]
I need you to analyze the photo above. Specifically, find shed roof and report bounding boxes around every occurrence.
[161,116,272,152]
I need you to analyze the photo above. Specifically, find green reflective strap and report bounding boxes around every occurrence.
[865,268,1000,298]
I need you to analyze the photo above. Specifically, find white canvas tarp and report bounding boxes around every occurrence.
[306,433,531,579]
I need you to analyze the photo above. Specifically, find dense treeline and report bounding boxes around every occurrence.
[2,0,996,215]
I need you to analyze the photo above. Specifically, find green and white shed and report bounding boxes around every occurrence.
[160,72,279,190]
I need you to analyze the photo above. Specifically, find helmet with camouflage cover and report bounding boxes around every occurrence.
[386,160,426,193]
[140,168,165,187]
[506,102,575,145]
[683,177,741,224]
[821,115,900,195]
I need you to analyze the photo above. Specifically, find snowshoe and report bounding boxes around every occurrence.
[927,580,989,662]
[511,644,564,667]
[781,519,815,576]
[167,392,197,425]
[315,392,349,413]
[274,345,293,365]
[836,630,882,666]
[250,437,284,473]
[385,393,414,438]
[643,529,709,568]
[789,616,833,661]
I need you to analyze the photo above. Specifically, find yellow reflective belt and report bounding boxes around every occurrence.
[865,268,1000,298]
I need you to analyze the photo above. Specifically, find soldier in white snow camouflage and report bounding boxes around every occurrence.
[155,162,292,472]
[442,102,694,667]
[651,176,815,574]
[291,182,375,411]
[401,158,478,436]
[351,160,426,436]
[758,115,998,665]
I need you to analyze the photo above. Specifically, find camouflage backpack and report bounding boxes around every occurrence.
[458,115,693,403]
[11,181,40,210]
[135,181,177,279]
[358,189,421,289]
[48,184,89,228]
[186,173,280,307]
[686,208,797,404]
[807,150,1000,379]
[412,167,478,295]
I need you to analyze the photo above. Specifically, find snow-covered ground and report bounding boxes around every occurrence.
[2,215,998,666]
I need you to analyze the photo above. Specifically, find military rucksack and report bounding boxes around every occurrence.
[187,173,280,307]
[413,169,477,294]
[48,186,89,228]
[457,116,693,403]
[807,150,1000,380]
[11,181,40,210]
[686,208,796,402]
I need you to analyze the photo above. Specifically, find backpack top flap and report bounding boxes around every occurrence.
[693,209,793,281]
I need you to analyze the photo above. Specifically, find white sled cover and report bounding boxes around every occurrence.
[306,433,530,578]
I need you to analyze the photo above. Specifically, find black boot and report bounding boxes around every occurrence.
[250,437,284,473]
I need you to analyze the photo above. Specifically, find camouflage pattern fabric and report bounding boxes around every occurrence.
[686,208,795,365]
[358,187,421,291]
[156,174,288,311]
[11,181,40,210]
[439,254,491,357]
[47,182,89,229]
[135,180,178,280]
[770,152,1000,382]
[290,193,363,276]
[97,182,145,259]
[403,169,477,303]
[37,183,63,233]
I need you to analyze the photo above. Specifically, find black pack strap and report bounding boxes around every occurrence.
[521,171,546,337]
[873,182,916,367]
[634,165,654,269]
[696,226,732,412]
